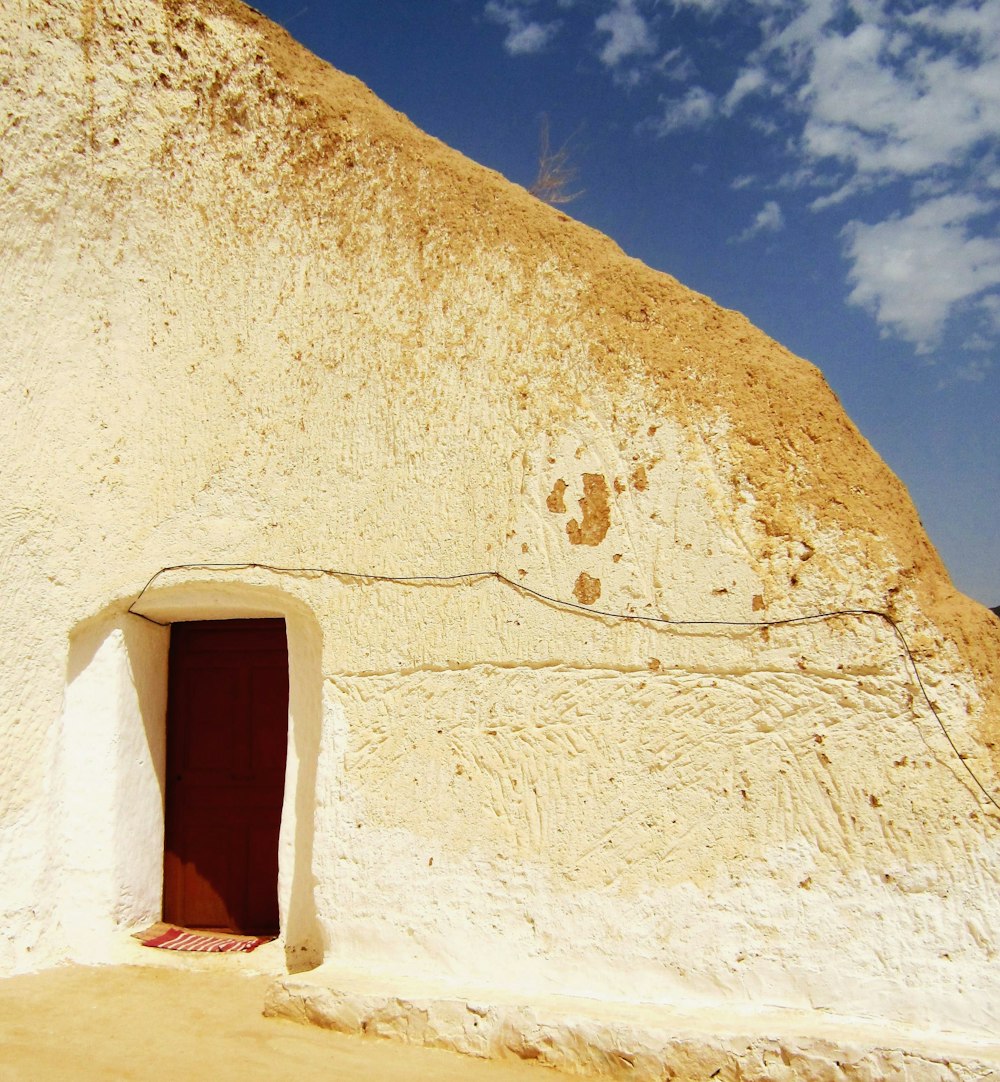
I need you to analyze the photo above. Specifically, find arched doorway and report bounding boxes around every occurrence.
[163,618,289,935]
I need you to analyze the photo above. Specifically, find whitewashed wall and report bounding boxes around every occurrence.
[1,0,998,1040]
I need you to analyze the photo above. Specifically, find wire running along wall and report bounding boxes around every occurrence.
[128,560,1000,816]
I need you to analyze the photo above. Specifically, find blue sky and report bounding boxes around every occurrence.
[249,0,998,606]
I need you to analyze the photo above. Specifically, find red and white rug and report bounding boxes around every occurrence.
[133,923,273,953]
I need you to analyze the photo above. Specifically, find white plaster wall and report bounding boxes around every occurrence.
[307,576,1000,1036]
[52,618,168,961]
[1,0,998,1045]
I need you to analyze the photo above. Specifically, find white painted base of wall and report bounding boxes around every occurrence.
[267,966,1000,1082]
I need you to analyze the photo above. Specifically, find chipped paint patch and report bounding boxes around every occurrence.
[546,479,567,514]
[566,474,610,546]
[572,571,601,605]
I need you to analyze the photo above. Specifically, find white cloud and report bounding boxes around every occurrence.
[508,20,558,54]
[651,0,1000,189]
[911,175,960,201]
[936,353,994,388]
[961,330,995,352]
[731,174,756,190]
[652,85,716,134]
[808,175,871,210]
[595,0,656,68]
[842,194,1000,350]
[748,114,780,137]
[906,1,1000,46]
[798,19,1000,181]
[485,2,560,55]
[667,0,730,13]
[979,292,1000,333]
[722,66,768,114]
[734,199,785,242]
[654,45,697,83]
[730,0,1000,353]
[761,0,838,70]
[953,356,993,382]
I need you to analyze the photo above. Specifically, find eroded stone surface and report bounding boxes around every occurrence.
[266,971,1000,1082]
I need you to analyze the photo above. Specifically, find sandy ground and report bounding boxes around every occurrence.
[0,963,578,1082]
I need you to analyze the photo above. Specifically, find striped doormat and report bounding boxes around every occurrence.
[133,922,273,953]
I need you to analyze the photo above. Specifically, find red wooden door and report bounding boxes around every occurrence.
[163,619,288,934]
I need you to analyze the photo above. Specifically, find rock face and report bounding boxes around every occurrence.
[2,0,999,1054]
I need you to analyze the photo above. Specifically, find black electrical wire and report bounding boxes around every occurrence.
[128,560,1000,815]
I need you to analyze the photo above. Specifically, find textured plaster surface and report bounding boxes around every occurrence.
[2,0,1000,1067]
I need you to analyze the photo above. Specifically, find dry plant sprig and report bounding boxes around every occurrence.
[529,114,584,206]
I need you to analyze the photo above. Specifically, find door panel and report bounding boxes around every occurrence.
[164,619,288,934]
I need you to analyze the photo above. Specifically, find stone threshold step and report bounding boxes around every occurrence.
[265,966,1000,1081]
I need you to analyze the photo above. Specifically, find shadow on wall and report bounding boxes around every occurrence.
[54,581,324,969]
